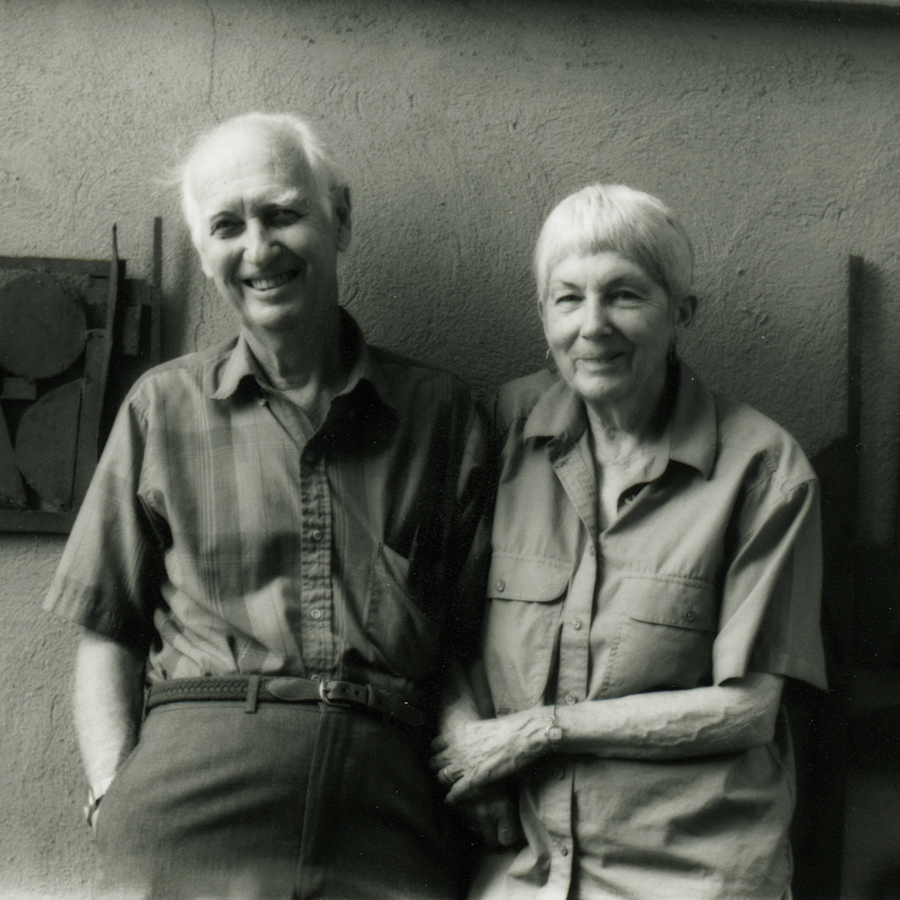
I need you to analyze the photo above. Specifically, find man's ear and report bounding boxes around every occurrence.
[334,187,352,252]
[199,252,213,279]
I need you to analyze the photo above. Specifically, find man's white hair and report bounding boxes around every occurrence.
[180,112,346,247]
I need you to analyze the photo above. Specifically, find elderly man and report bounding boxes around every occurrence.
[45,112,490,899]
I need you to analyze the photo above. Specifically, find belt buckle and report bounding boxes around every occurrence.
[318,679,345,708]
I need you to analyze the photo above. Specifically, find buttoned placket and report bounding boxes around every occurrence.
[262,390,336,673]
[552,439,596,713]
[298,445,335,671]
[536,437,600,886]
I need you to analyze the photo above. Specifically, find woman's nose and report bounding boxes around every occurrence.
[581,297,612,337]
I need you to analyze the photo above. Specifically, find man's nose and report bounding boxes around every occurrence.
[244,221,277,265]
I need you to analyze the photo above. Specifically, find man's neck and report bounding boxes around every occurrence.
[242,308,349,424]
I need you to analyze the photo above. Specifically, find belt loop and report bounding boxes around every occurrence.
[245,674,261,714]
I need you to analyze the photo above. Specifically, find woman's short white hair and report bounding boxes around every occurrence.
[180,112,346,247]
[534,184,694,305]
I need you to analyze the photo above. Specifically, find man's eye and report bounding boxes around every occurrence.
[611,289,641,303]
[555,294,581,304]
[269,209,301,227]
[211,220,241,238]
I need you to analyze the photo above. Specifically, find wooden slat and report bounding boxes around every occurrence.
[72,227,120,505]
[0,508,75,534]
[150,217,163,365]
[847,255,864,467]
[0,256,110,278]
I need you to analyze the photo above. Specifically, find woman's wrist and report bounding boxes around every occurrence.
[545,705,563,747]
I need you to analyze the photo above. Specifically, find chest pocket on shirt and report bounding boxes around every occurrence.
[483,552,569,715]
[365,543,440,682]
[604,574,717,697]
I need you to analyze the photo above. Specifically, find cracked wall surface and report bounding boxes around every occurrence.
[0,0,898,895]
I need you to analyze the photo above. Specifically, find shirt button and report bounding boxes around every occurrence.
[303,450,317,464]
[684,609,696,623]
[309,673,321,682]
[310,609,323,621]
[554,767,566,780]
[564,693,578,705]
[588,546,595,556]
[571,618,583,630]
[496,579,506,592]
[310,529,323,542]
[558,842,569,857]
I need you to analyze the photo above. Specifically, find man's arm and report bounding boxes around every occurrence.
[433,673,783,804]
[73,630,145,798]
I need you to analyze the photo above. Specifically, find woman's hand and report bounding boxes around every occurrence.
[430,708,550,804]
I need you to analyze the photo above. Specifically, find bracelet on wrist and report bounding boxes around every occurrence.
[545,705,563,746]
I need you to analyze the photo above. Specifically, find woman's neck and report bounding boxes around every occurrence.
[586,372,675,530]
[586,382,669,467]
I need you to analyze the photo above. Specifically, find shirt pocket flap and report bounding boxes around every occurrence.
[622,575,716,631]
[487,551,569,602]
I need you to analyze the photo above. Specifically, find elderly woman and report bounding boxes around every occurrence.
[432,184,827,900]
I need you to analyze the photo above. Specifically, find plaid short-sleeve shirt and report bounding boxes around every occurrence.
[44,310,491,702]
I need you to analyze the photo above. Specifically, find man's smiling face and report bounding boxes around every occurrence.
[192,126,350,340]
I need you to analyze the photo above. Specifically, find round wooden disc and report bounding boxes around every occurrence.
[0,274,87,379]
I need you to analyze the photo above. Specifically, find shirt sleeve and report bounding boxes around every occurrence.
[713,461,827,691]
[438,396,494,666]
[42,390,162,652]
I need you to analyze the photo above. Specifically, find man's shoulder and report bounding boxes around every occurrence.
[125,340,237,408]
[366,343,476,408]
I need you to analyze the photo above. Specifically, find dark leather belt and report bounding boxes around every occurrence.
[145,675,426,727]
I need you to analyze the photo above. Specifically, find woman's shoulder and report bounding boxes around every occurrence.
[712,391,817,489]
[496,369,558,426]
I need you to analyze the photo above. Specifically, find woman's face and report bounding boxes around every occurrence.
[541,250,686,413]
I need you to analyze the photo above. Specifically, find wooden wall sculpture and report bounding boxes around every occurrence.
[0,221,161,532]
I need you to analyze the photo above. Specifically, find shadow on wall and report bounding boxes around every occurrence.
[791,255,900,899]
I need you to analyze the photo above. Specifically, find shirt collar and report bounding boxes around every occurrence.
[523,377,590,451]
[522,360,716,479]
[666,361,717,479]
[211,332,270,401]
[210,309,398,424]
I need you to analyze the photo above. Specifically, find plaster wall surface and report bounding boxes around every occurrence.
[0,1,898,896]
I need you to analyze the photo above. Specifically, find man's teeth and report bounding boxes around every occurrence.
[247,271,295,290]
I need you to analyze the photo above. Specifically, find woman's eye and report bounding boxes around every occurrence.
[555,293,581,304]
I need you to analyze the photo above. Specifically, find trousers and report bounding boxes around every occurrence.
[93,700,475,900]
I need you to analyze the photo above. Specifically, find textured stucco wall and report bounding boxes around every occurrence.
[1,1,898,895]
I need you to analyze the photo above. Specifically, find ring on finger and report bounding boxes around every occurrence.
[439,767,454,786]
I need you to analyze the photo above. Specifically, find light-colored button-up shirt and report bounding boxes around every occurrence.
[477,363,826,900]
[45,311,491,703]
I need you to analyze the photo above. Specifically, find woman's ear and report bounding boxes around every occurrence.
[675,294,698,328]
